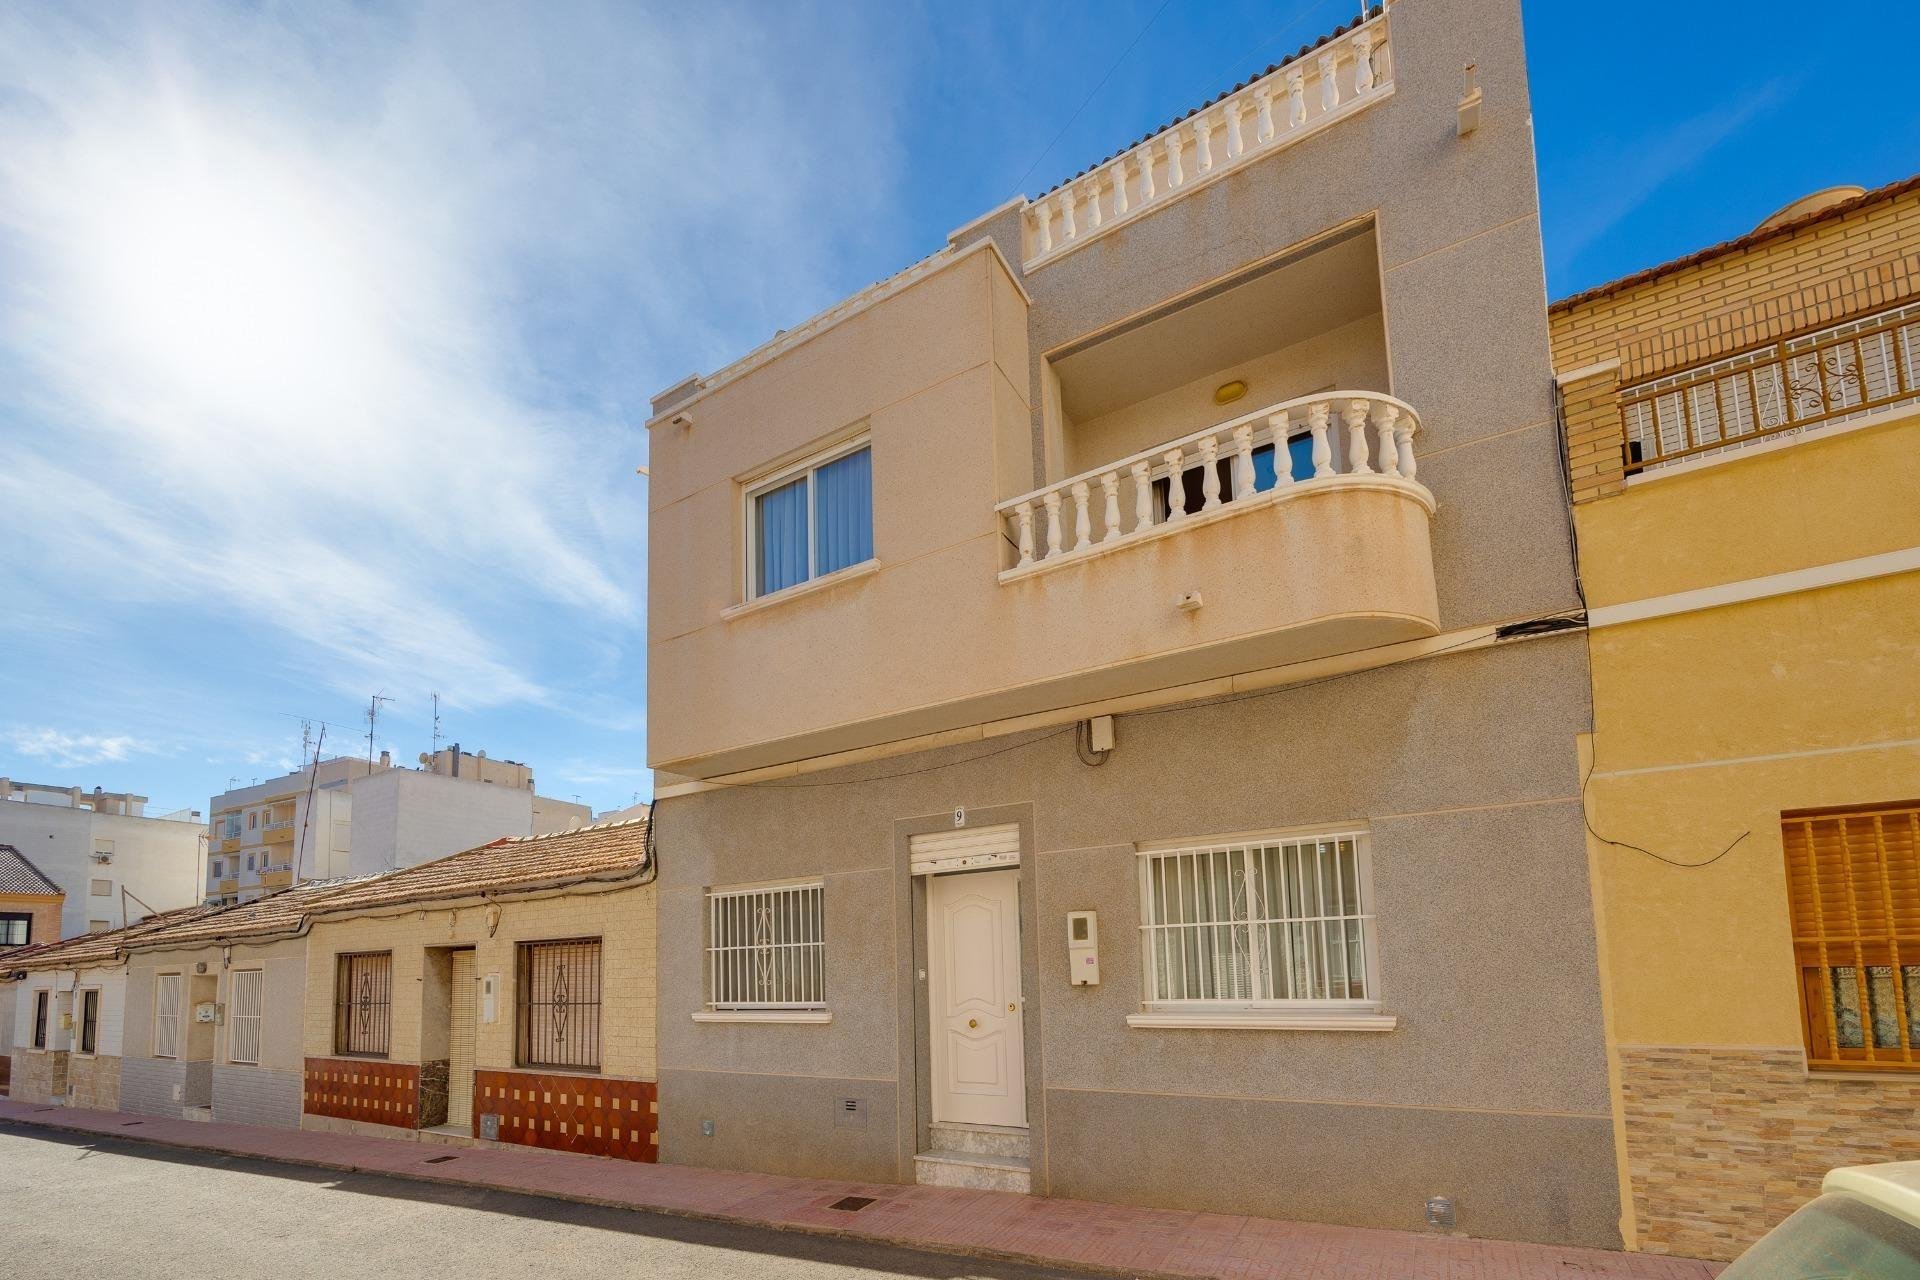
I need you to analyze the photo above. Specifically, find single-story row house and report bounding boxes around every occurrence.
[4,818,655,1159]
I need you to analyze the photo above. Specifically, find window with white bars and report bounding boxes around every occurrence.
[229,970,264,1065]
[153,973,183,1058]
[706,882,826,1009]
[1138,833,1377,1007]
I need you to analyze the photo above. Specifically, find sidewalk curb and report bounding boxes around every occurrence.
[2,1109,1151,1280]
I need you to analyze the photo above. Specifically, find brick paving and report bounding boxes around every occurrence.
[0,1098,1721,1279]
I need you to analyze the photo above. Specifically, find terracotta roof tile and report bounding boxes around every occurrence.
[1551,172,1920,313]
[5,904,223,971]
[0,845,62,897]
[131,877,377,949]
[306,817,651,916]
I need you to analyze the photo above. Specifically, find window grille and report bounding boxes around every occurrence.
[516,939,602,1070]
[154,974,183,1058]
[333,952,392,1057]
[707,882,826,1009]
[32,991,48,1049]
[80,989,100,1055]
[230,970,264,1065]
[1787,803,1920,1071]
[1139,833,1375,1005]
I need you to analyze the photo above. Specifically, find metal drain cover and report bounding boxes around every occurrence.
[829,1196,876,1212]
[422,1154,460,1164]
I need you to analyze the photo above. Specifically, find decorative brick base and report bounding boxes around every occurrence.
[67,1054,120,1111]
[1620,1045,1920,1260]
[10,1050,67,1105]
[419,1059,449,1128]
[473,1069,656,1162]
[302,1057,420,1129]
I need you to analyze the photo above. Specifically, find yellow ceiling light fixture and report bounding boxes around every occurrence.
[1213,380,1248,406]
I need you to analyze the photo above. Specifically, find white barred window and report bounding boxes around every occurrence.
[229,970,264,1065]
[1139,832,1378,1009]
[153,973,183,1058]
[706,881,825,1009]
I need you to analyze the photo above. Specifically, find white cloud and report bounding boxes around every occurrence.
[0,1,910,714]
[7,727,143,769]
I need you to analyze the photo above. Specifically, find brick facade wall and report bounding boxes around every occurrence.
[473,1068,657,1162]
[1559,364,1625,504]
[1551,186,1920,383]
[66,1053,120,1110]
[1619,1045,1920,1261]
[9,1049,65,1104]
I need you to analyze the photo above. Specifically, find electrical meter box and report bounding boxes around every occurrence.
[1067,910,1099,985]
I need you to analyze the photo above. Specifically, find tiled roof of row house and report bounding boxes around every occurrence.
[1040,5,1384,197]
[302,816,652,916]
[0,844,62,896]
[129,877,378,948]
[1551,172,1920,313]
[4,903,223,971]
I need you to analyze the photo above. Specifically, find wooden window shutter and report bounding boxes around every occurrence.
[1784,802,1920,1071]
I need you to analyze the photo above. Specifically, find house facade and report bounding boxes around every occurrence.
[118,882,353,1126]
[1553,175,1920,1260]
[646,0,1619,1248]
[0,845,64,1093]
[297,819,657,1160]
[0,778,205,936]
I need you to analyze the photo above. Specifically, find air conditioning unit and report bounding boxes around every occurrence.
[91,853,112,865]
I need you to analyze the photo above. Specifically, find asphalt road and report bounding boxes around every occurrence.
[0,1121,1086,1280]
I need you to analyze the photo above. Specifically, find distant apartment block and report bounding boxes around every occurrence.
[0,778,204,938]
[206,745,590,903]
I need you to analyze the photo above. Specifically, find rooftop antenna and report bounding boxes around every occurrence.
[365,692,394,769]
[430,692,442,755]
[300,719,313,769]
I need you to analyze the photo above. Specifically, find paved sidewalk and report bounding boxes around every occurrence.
[0,1099,1719,1279]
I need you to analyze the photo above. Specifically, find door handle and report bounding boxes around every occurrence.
[968,1018,978,1028]
[1007,1002,1017,1011]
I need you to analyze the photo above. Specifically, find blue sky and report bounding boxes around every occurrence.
[1,0,1914,816]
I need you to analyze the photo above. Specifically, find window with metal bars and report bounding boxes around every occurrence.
[229,969,264,1065]
[79,989,99,1055]
[153,973,182,1058]
[31,990,48,1049]
[706,881,826,1009]
[1138,833,1377,1007]
[515,938,602,1071]
[333,952,392,1057]
[1786,802,1920,1072]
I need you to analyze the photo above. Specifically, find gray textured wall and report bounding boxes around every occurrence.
[213,1064,303,1129]
[119,1056,188,1118]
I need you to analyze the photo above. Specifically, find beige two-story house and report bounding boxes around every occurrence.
[646,0,1615,1247]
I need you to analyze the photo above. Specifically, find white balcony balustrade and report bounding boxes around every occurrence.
[997,391,1427,580]
[1023,11,1390,268]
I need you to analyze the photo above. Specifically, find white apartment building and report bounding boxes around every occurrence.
[0,779,205,938]
[206,745,589,901]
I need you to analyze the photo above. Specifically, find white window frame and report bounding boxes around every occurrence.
[742,435,874,601]
[694,878,830,1023]
[153,972,184,1058]
[1128,829,1396,1032]
[228,968,264,1065]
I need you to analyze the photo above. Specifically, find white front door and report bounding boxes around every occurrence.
[927,869,1026,1127]
[448,950,476,1129]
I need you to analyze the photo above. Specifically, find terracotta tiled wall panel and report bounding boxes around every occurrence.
[1619,1046,1920,1260]
[302,1057,420,1129]
[473,1069,657,1162]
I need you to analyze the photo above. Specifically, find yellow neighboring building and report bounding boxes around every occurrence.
[1553,175,1920,1260]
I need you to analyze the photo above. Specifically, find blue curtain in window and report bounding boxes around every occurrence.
[1251,435,1320,491]
[756,477,809,595]
[813,447,873,576]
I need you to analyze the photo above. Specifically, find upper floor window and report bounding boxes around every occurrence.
[1786,802,1920,1072]
[1138,830,1378,1010]
[747,440,872,598]
[0,913,30,948]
